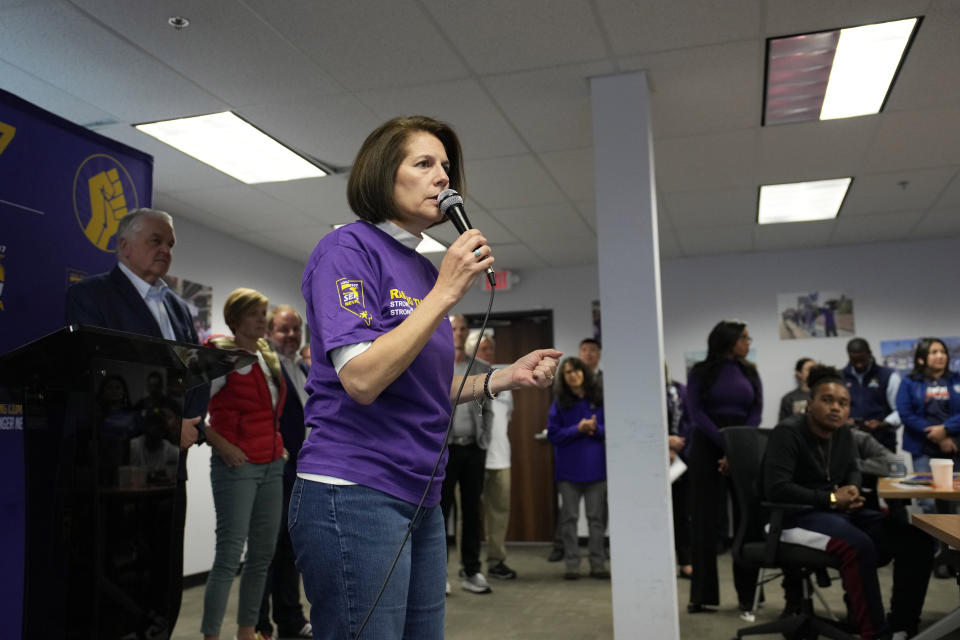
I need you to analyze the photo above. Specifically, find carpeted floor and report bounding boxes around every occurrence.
[171,543,960,639]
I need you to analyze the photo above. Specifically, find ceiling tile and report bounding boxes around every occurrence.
[754,220,834,252]
[540,148,595,201]
[485,61,614,153]
[0,2,226,122]
[70,0,345,106]
[166,185,313,232]
[765,0,928,36]
[0,60,118,126]
[829,211,919,245]
[756,116,878,184]
[658,226,683,259]
[664,187,757,228]
[676,223,754,256]
[932,170,960,208]
[862,107,960,172]
[154,192,247,234]
[655,129,757,191]
[419,0,608,74]
[842,168,956,216]
[237,94,383,169]
[489,203,594,245]
[575,200,596,231]
[354,79,528,160]
[596,0,761,57]
[466,154,566,210]
[245,0,468,91]
[908,206,960,239]
[255,176,352,224]
[884,3,960,112]
[620,41,762,138]
[254,224,330,257]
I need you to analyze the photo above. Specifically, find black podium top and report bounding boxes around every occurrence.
[0,325,256,390]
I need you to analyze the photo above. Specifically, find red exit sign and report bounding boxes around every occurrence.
[483,270,511,291]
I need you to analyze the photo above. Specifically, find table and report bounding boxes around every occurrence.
[877,473,960,500]
[909,514,960,640]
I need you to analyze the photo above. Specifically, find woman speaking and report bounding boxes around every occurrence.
[289,115,559,640]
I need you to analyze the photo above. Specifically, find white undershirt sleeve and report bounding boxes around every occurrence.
[330,341,374,374]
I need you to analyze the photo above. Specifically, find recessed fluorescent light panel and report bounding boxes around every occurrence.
[135,112,327,184]
[757,178,851,225]
[764,17,919,125]
[332,224,447,254]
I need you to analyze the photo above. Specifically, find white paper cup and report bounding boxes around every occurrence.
[930,458,954,489]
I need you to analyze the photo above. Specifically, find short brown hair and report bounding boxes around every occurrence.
[267,304,302,331]
[223,288,269,332]
[347,115,464,224]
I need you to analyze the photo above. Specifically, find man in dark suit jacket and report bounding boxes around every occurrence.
[65,207,208,632]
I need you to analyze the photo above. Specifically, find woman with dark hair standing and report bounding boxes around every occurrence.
[289,115,559,640]
[897,337,960,513]
[547,357,608,580]
[686,320,762,618]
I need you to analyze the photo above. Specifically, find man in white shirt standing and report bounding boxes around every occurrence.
[473,332,517,580]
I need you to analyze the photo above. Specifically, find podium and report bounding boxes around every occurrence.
[0,325,255,640]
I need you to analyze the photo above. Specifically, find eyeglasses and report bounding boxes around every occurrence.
[739,335,753,343]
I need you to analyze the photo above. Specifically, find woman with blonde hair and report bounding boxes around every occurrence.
[201,287,287,640]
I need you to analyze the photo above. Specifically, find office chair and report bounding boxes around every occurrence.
[723,427,855,640]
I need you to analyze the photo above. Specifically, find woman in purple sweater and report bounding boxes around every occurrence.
[686,320,762,618]
[547,357,608,580]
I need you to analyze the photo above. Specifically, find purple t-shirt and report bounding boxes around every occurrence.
[297,221,454,506]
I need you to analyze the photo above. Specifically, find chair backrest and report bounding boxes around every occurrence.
[723,427,769,560]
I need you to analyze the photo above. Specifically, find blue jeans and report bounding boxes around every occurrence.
[201,456,284,636]
[288,478,445,640]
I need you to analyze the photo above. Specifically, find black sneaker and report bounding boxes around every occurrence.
[547,547,564,562]
[489,562,518,580]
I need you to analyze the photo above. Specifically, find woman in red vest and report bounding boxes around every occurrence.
[201,288,287,640]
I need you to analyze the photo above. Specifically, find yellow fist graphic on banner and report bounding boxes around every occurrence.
[73,154,139,253]
[85,168,128,250]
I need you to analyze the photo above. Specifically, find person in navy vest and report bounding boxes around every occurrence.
[289,115,560,640]
[65,207,208,632]
[844,338,902,453]
[256,304,312,639]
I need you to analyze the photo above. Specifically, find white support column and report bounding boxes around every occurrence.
[590,71,678,639]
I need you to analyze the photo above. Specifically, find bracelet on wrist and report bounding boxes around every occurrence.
[483,368,499,400]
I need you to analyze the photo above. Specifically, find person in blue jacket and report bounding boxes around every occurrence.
[547,357,608,580]
[896,337,960,515]
[897,338,960,466]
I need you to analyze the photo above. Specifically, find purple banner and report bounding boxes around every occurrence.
[0,89,153,638]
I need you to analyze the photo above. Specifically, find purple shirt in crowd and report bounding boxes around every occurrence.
[547,398,607,483]
[687,359,762,450]
[297,221,454,506]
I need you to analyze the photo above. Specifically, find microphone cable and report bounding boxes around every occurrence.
[354,282,497,639]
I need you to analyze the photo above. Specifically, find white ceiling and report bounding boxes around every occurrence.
[2,0,958,269]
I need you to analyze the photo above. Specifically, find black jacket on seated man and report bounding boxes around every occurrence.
[762,365,933,640]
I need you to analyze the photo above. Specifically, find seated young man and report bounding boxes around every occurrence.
[762,365,934,640]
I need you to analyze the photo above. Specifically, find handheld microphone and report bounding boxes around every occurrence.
[437,188,496,287]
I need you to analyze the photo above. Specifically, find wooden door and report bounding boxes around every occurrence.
[465,310,555,541]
